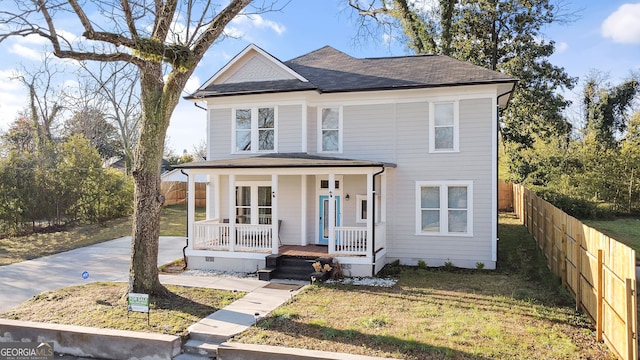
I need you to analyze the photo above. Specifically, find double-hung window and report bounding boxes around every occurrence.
[234,107,276,153]
[429,101,459,152]
[319,107,342,153]
[416,181,472,236]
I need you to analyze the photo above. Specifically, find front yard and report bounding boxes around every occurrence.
[0,212,614,359]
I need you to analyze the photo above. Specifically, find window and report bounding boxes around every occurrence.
[416,181,472,235]
[234,107,276,153]
[429,102,459,152]
[356,194,381,223]
[319,107,342,152]
[235,184,272,224]
[320,180,340,189]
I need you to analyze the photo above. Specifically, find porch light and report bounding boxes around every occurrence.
[345,194,350,201]
[329,190,333,198]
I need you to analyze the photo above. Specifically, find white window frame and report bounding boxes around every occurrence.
[415,181,473,236]
[429,101,459,153]
[232,106,278,153]
[235,181,272,225]
[356,194,381,224]
[317,106,343,153]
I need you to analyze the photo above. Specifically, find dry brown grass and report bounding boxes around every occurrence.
[0,282,242,339]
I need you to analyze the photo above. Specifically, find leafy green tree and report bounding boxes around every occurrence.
[582,75,639,149]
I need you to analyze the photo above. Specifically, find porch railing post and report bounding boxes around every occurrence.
[366,172,374,258]
[228,174,236,252]
[328,173,336,254]
[272,174,279,254]
[187,170,196,250]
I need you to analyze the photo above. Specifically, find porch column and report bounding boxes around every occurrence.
[187,170,196,250]
[300,175,307,246]
[228,174,236,252]
[205,175,211,219]
[328,173,336,254]
[272,174,279,254]
[366,171,374,257]
[213,175,220,219]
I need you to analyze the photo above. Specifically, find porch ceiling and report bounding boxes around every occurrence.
[174,153,397,170]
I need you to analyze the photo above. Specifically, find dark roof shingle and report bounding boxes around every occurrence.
[187,45,516,99]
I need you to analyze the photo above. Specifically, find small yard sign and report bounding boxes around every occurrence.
[128,293,149,312]
[127,293,150,324]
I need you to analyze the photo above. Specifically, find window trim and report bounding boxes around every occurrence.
[235,181,272,225]
[429,101,459,153]
[232,106,278,154]
[317,106,343,153]
[356,194,381,224]
[415,181,473,236]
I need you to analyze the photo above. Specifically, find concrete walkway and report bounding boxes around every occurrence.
[0,236,186,312]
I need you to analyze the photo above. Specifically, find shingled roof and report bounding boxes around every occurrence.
[186,45,516,99]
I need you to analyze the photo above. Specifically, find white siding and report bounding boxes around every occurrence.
[342,104,396,162]
[209,108,232,159]
[388,98,494,267]
[307,106,317,154]
[278,105,303,153]
[342,175,368,227]
[277,176,302,245]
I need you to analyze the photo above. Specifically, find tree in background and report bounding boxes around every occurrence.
[78,61,142,174]
[1,0,283,295]
[64,105,123,161]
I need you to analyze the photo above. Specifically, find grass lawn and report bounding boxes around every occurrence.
[583,218,640,257]
[0,212,614,359]
[231,213,613,359]
[0,282,243,338]
[0,205,204,266]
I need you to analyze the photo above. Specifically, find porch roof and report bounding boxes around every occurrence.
[173,153,396,169]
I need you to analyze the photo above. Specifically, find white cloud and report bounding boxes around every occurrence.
[0,69,27,130]
[601,3,640,44]
[555,41,568,53]
[227,14,286,38]
[8,44,43,61]
[184,75,201,94]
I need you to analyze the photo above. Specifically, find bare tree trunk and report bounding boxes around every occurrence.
[129,64,169,295]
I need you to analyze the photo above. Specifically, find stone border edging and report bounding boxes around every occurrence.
[218,342,393,360]
[0,318,181,360]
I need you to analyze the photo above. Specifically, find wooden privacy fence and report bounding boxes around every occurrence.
[160,181,206,207]
[511,183,637,360]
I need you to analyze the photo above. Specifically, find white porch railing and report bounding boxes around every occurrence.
[334,226,368,255]
[193,220,272,252]
[333,223,386,256]
[235,224,273,251]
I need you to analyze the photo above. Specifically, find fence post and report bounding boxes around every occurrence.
[597,249,603,342]
[561,224,567,288]
[575,230,582,312]
[626,278,637,360]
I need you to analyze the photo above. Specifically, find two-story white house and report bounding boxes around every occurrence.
[177,44,516,278]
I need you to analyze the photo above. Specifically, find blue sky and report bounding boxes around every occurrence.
[0,1,639,153]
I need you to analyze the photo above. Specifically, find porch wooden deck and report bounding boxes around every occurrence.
[279,245,328,257]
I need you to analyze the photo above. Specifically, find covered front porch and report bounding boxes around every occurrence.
[177,154,394,276]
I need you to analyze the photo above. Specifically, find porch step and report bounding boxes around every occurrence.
[269,256,324,281]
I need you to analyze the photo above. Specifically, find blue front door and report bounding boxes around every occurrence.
[319,195,341,245]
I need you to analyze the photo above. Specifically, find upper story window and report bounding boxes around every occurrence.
[429,102,459,153]
[319,107,342,153]
[234,107,276,153]
[416,181,473,236]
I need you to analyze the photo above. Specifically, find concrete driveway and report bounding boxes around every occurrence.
[0,236,186,312]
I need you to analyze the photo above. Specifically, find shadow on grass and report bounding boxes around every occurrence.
[258,318,493,360]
